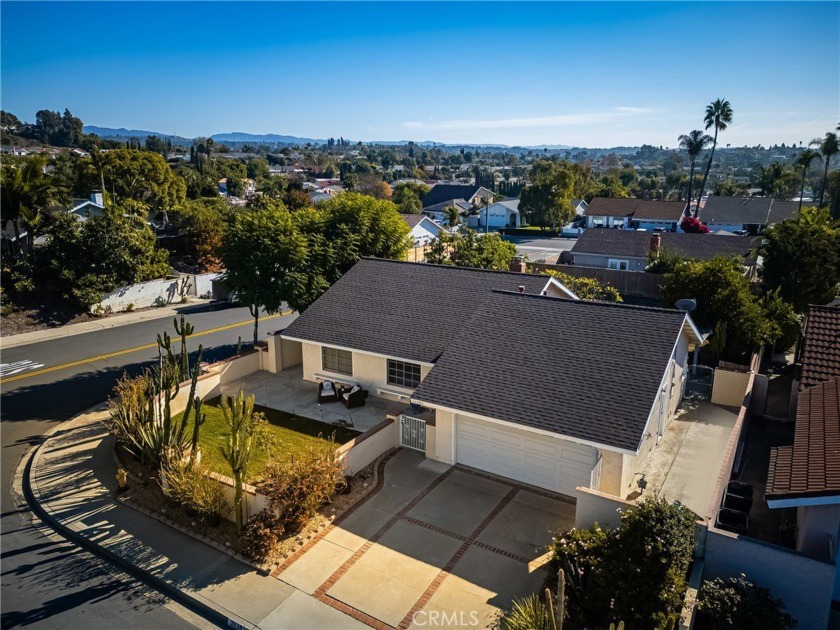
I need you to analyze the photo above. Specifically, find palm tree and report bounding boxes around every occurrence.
[694,98,734,216]
[795,148,822,211]
[0,155,56,260]
[678,130,712,208]
[811,131,839,207]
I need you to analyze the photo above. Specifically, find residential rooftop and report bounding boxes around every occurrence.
[700,196,773,226]
[584,197,686,221]
[767,377,840,502]
[412,290,693,452]
[799,305,840,389]
[570,229,760,264]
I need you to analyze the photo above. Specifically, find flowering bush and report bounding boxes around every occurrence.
[680,216,710,234]
[551,495,697,629]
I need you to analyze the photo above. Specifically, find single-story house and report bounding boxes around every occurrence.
[422,199,472,224]
[571,199,588,216]
[68,192,106,221]
[766,376,840,598]
[401,214,445,248]
[699,196,773,234]
[421,184,494,210]
[273,258,702,499]
[583,197,687,231]
[477,199,520,229]
[569,229,760,272]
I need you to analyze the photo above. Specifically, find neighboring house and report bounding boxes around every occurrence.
[401,214,444,248]
[68,192,106,221]
[699,196,773,234]
[477,199,520,229]
[401,214,445,262]
[766,376,840,598]
[571,199,588,216]
[421,184,494,210]
[795,305,840,392]
[767,200,811,225]
[569,229,760,272]
[309,191,331,204]
[422,199,472,224]
[583,197,687,231]
[273,258,702,499]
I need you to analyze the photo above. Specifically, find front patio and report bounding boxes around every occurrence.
[219,367,407,432]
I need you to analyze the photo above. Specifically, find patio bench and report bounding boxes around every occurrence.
[375,386,413,401]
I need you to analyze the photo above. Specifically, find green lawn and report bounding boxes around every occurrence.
[174,397,360,483]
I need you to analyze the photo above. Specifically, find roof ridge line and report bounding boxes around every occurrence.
[489,288,687,315]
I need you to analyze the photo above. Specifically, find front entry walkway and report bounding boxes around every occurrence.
[219,368,406,432]
[273,449,575,629]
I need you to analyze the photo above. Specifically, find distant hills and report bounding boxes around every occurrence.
[84,125,576,150]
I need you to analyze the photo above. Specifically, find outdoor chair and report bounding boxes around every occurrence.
[318,380,339,404]
[339,384,368,408]
[716,507,749,533]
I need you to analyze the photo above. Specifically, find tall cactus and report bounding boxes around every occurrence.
[173,315,195,382]
[220,392,256,532]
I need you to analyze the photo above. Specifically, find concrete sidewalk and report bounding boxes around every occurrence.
[26,408,366,629]
[2,299,215,349]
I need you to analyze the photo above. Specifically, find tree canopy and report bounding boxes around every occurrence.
[519,160,576,230]
[426,230,517,270]
[760,206,840,312]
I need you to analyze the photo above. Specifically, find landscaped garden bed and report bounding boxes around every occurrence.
[106,315,380,569]
[172,397,359,483]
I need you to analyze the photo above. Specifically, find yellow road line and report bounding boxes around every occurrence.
[1,312,287,384]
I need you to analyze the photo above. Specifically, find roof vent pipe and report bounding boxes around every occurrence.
[518,285,525,294]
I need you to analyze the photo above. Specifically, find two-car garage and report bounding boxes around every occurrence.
[454,416,599,497]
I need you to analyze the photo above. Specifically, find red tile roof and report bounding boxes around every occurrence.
[767,377,840,500]
[800,305,840,389]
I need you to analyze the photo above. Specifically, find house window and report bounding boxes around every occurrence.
[387,359,422,389]
[608,259,629,270]
[322,347,352,375]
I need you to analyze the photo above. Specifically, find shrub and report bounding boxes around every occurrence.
[240,510,285,561]
[552,496,697,629]
[163,459,229,525]
[542,269,622,302]
[259,439,343,533]
[107,371,153,449]
[498,593,553,630]
[699,575,796,630]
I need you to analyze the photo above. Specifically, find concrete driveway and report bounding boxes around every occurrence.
[273,449,575,629]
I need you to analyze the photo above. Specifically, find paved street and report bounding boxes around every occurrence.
[1,304,296,629]
[502,235,578,263]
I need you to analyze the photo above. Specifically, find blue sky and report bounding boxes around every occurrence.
[2,2,838,147]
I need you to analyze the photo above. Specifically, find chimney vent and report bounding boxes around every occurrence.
[509,255,527,273]
[649,234,661,254]
[518,285,525,294]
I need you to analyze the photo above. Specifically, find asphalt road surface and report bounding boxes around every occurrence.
[1,304,297,629]
[502,235,579,262]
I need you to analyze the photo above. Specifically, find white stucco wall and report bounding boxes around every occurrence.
[570,252,647,272]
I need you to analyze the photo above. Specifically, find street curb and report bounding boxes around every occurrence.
[1,299,216,349]
[22,407,253,630]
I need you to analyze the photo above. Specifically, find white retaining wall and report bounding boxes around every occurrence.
[93,272,220,313]
[337,416,398,476]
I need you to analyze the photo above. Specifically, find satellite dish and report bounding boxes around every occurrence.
[675,298,697,313]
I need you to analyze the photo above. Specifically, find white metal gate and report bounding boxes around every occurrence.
[399,414,426,452]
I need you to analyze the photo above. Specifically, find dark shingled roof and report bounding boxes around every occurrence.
[422,184,480,209]
[281,259,550,364]
[767,377,840,500]
[400,214,427,229]
[700,196,772,226]
[570,229,759,264]
[584,197,687,220]
[767,201,812,225]
[800,305,840,389]
[412,291,689,451]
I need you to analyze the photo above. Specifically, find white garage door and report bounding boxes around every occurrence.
[456,416,597,496]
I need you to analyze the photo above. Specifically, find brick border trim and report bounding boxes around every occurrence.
[396,487,519,630]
